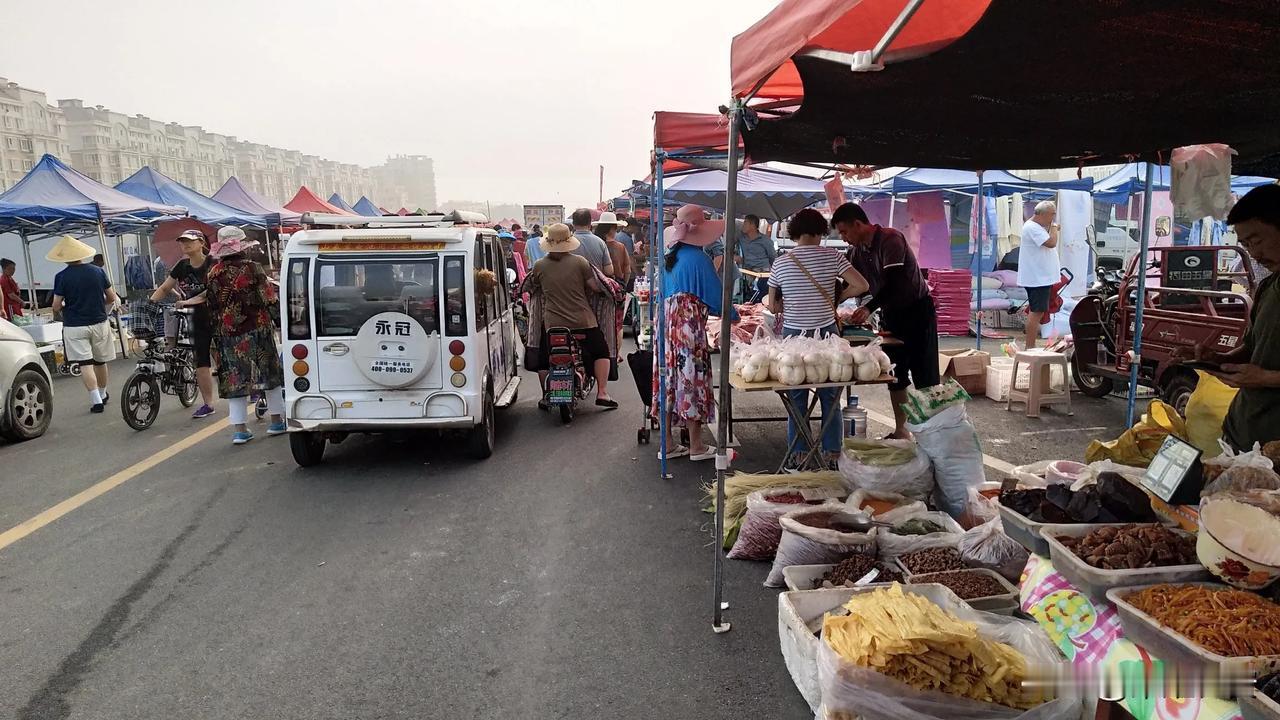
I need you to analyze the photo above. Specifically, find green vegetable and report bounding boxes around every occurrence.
[891,518,947,536]
[841,439,918,466]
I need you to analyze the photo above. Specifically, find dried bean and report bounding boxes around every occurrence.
[911,570,1009,600]
[899,547,968,574]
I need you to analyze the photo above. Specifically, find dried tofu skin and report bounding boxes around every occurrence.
[822,585,1036,709]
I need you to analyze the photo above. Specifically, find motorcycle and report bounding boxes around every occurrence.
[543,327,594,424]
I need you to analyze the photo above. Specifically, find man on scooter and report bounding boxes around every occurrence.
[523,224,618,410]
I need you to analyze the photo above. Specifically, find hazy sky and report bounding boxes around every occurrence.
[1,0,779,209]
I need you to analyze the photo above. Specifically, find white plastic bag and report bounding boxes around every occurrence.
[764,506,878,588]
[908,404,984,521]
[874,508,965,560]
[726,487,843,561]
[837,439,935,499]
[958,517,1029,583]
[1202,441,1280,496]
[817,584,1077,720]
[844,489,927,518]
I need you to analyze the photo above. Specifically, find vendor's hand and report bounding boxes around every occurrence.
[848,307,871,325]
[1213,363,1280,389]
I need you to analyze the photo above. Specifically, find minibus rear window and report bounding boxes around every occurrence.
[315,259,439,337]
[443,256,467,336]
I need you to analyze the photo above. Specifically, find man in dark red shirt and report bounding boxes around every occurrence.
[1,258,23,321]
[832,203,940,439]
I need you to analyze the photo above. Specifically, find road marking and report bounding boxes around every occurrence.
[0,419,228,552]
[862,408,1016,475]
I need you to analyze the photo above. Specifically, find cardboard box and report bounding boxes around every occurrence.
[939,349,990,396]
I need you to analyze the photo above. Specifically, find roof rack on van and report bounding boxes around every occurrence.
[301,211,489,228]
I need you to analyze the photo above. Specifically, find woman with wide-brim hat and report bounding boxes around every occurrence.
[205,226,286,444]
[653,205,736,461]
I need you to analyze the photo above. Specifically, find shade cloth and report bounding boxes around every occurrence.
[868,168,1092,197]
[734,0,1280,174]
[1094,163,1277,204]
[116,167,267,227]
[212,177,301,226]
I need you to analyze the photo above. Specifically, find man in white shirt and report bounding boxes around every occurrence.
[1017,200,1061,349]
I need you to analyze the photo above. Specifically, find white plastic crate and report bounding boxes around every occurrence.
[985,358,1066,402]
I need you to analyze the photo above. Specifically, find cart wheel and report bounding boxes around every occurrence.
[638,427,651,445]
[559,404,574,425]
[255,397,268,419]
[69,363,82,377]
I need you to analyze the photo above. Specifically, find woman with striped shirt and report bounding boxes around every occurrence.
[766,209,869,466]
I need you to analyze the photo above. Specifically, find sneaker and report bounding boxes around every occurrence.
[191,404,215,419]
[90,403,104,414]
[267,421,287,436]
[232,431,255,445]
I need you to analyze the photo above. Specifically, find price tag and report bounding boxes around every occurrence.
[854,568,880,586]
[1142,435,1205,504]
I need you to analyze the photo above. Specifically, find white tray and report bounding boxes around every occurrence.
[1041,524,1210,603]
[1107,583,1280,680]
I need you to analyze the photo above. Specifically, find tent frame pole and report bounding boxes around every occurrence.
[654,152,671,483]
[1126,163,1156,428]
[975,171,985,350]
[870,0,926,64]
[97,220,128,356]
[712,101,742,635]
[20,230,37,312]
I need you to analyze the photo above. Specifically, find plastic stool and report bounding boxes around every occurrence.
[1006,349,1072,418]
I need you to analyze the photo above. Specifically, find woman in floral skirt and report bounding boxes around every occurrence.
[653,205,737,462]
[206,226,286,445]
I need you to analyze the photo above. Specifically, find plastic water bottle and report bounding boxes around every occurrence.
[843,396,868,439]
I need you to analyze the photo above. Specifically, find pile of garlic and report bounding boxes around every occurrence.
[730,333,891,386]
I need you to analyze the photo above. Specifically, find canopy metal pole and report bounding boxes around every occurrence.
[97,221,128,355]
[712,102,741,635]
[887,193,897,228]
[20,229,36,312]
[1126,163,1156,428]
[654,152,671,482]
[974,172,986,350]
[870,0,926,64]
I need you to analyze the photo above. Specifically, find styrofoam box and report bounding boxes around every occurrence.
[783,563,898,592]
[1041,524,1211,603]
[1108,583,1280,680]
[904,568,1020,615]
[985,358,1067,402]
[22,321,63,344]
[1241,691,1280,720]
[777,584,965,713]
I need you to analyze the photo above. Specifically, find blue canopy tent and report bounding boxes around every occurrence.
[1094,162,1277,204]
[663,166,826,220]
[0,154,186,310]
[327,193,358,214]
[352,196,383,216]
[116,167,268,227]
[212,176,301,227]
[864,167,1094,196]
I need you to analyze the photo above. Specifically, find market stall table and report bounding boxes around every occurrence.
[728,372,893,473]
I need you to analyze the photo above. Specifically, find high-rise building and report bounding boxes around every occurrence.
[0,75,413,208]
[0,77,68,190]
[374,155,437,212]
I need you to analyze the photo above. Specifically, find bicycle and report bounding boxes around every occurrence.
[121,303,199,430]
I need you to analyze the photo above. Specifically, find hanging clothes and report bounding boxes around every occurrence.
[1056,190,1094,297]
[905,192,951,270]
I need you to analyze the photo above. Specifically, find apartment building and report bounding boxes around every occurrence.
[0,78,69,190]
[0,75,435,210]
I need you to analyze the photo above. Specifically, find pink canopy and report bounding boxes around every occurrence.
[284,186,352,216]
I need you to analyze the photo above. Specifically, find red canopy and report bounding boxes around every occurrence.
[730,0,989,100]
[285,186,352,215]
[396,207,410,216]
[652,111,743,174]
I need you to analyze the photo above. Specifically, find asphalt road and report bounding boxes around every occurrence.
[0,345,1131,720]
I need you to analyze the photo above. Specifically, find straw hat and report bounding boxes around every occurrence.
[595,211,627,227]
[210,226,260,258]
[663,205,726,250]
[539,223,581,254]
[46,235,97,263]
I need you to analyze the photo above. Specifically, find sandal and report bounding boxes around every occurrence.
[658,445,689,460]
[689,447,718,462]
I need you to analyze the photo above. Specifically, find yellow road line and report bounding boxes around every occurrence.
[862,408,1016,475]
[0,419,228,552]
